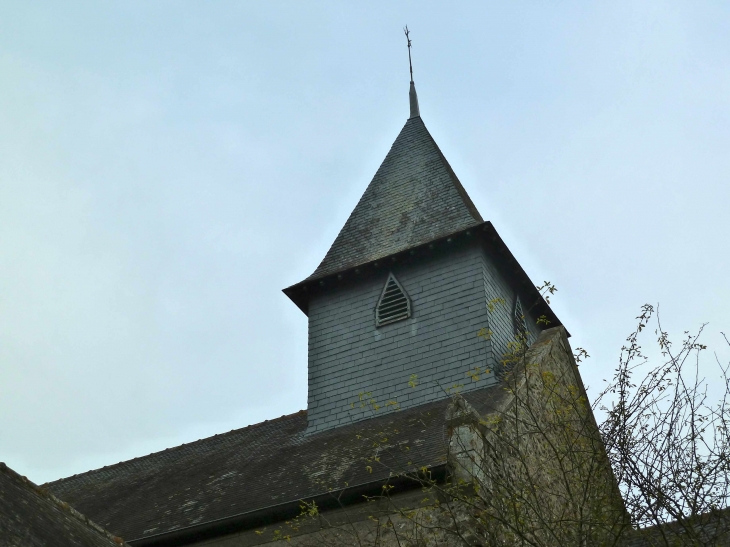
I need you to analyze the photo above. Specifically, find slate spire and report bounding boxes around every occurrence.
[305,117,483,282]
[301,29,483,283]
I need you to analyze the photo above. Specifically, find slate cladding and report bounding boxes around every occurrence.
[46,387,506,545]
[478,249,541,368]
[0,462,128,546]
[306,115,483,282]
[306,239,541,433]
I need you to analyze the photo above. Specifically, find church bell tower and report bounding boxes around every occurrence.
[284,40,561,434]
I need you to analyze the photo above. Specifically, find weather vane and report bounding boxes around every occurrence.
[404,25,414,84]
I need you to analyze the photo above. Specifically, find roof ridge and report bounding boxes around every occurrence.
[44,409,307,488]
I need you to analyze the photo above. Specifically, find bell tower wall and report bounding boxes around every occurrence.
[305,240,540,433]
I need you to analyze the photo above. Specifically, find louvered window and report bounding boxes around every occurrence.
[375,274,411,327]
[514,296,527,338]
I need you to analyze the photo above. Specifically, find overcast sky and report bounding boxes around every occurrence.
[1,1,729,485]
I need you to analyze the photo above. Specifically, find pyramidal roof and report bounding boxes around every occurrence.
[307,93,483,281]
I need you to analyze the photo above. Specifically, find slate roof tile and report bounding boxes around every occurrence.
[0,461,128,546]
[45,387,506,543]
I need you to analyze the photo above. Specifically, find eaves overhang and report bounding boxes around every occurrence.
[127,466,447,547]
[282,221,567,337]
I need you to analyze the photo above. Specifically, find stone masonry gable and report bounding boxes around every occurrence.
[307,116,483,282]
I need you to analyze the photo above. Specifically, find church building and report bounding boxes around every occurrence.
[45,66,572,546]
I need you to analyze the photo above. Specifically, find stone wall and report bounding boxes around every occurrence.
[474,326,627,546]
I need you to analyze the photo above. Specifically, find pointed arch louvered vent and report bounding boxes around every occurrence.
[376,274,411,327]
[514,296,527,338]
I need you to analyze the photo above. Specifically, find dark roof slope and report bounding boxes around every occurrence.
[46,387,505,543]
[307,116,483,281]
[0,462,127,547]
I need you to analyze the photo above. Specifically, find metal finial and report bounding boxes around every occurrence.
[404,26,420,118]
[404,25,414,84]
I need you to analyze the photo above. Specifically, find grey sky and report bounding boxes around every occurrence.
[1,1,728,484]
